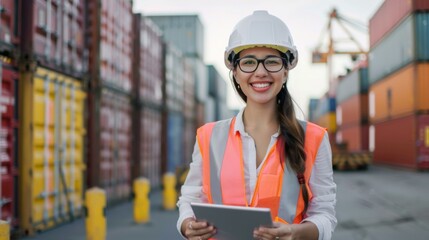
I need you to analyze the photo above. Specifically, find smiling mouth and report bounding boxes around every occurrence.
[251,82,271,88]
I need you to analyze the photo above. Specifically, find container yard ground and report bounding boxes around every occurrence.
[19,165,429,240]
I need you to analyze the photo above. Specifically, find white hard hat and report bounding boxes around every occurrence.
[224,10,298,70]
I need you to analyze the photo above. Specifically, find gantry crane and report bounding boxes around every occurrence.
[312,8,368,97]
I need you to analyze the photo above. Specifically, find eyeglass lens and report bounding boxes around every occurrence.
[237,56,285,73]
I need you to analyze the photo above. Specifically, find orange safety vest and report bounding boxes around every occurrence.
[196,117,326,224]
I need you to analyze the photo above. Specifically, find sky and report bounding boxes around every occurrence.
[133,0,384,118]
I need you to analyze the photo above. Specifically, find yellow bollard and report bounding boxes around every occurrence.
[85,187,106,240]
[133,178,150,223]
[163,172,177,210]
[0,220,9,240]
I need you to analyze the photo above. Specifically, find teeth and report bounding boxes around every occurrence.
[252,83,270,88]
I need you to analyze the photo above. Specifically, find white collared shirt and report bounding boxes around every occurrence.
[177,109,337,240]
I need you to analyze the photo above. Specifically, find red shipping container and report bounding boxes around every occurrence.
[336,94,368,128]
[88,0,133,93]
[372,114,429,170]
[87,89,132,204]
[0,61,18,227]
[20,0,85,77]
[133,14,164,107]
[0,0,20,45]
[336,124,369,152]
[369,0,429,48]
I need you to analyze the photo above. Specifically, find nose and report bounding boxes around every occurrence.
[254,61,268,76]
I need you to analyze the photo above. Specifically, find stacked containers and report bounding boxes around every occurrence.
[0,0,20,229]
[163,44,185,173]
[19,0,87,234]
[368,1,429,169]
[183,58,196,166]
[309,94,336,147]
[207,65,231,121]
[86,0,133,203]
[132,14,163,188]
[148,15,207,125]
[336,64,369,152]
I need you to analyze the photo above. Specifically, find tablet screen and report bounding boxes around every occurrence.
[191,202,273,240]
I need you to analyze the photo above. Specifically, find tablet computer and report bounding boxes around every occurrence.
[191,202,273,240]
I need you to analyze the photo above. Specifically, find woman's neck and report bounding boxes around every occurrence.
[243,102,279,133]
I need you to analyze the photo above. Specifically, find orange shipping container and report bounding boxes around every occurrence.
[371,114,429,170]
[369,63,429,124]
[336,94,368,128]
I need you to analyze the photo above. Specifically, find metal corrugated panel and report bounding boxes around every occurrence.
[192,57,208,103]
[20,0,85,77]
[336,67,369,104]
[369,13,429,84]
[97,89,132,204]
[369,63,429,124]
[373,113,429,170]
[0,0,20,46]
[183,58,196,120]
[87,0,133,93]
[167,112,184,172]
[134,15,164,107]
[140,107,162,188]
[165,45,185,112]
[183,120,196,166]
[19,67,86,234]
[312,96,336,122]
[0,61,18,227]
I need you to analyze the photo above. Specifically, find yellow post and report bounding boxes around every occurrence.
[0,220,9,240]
[85,187,106,240]
[163,172,177,210]
[133,178,150,223]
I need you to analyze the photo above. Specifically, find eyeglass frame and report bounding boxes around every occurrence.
[234,55,288,73]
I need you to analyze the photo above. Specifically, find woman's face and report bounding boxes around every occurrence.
[233,47,288,106]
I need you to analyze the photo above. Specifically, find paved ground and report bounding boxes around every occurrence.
[19,165,429,240]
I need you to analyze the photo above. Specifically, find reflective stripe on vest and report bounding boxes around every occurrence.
[197,117,326,224]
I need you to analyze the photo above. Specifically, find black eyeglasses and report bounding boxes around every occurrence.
[235,56,286,73]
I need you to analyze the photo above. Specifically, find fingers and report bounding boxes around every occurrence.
[184,220,216,240]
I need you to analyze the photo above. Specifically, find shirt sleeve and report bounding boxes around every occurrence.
[302,132,337,240]
[176,141,207,237]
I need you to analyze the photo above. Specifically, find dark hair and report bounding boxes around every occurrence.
[230,51,309,217]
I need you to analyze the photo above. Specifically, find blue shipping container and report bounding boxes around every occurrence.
[336,67,369,104]
[167,112,184,172]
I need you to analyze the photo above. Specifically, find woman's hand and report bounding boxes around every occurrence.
[181,217,217,240]
[253,221,318,240]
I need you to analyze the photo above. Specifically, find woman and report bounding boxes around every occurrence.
[177,10,337,240]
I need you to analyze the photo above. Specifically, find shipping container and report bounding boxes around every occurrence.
[164,44,185,112]
[138,106,161,188]
[87,0,133,93]
[132,14,163,107]
[310,95,336,124]
[369,12,429,84]
[0,59,18,228]
[183,58,196,120]
[369,63,429,124]
[336,124,369,152]
[87,88,132,204]
[21,0,85,77]
[195,101,205,128]
[0,0,20,47]
[18,66,86,235]
[369,0,429,48]
[336,67,369,104]
[183,119,196,167]
[314,112,336,134]
[336,94,369,127]
[308,98,319,122]
[166,112,184,172]
[371,113,429,170]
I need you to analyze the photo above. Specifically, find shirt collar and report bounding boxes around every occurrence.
[234,108,281,138]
